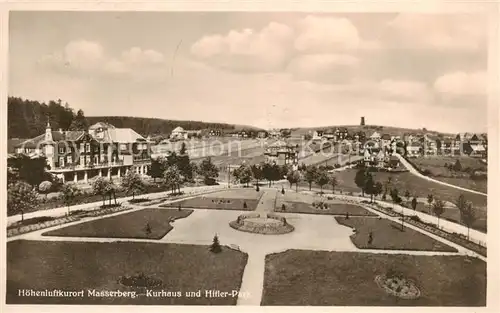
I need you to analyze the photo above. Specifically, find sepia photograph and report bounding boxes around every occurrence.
[2,4,497,310]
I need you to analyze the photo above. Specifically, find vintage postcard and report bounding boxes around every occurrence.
[1,1,499,312]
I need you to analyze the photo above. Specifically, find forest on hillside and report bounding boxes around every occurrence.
[7,96,251,139]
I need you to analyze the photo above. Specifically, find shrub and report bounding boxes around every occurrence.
[210,234,222,253]
[38,181,53,198]
[129,198,150,204]
[100,203,121,209]
[421,169,432,176]
[409,215,421,223]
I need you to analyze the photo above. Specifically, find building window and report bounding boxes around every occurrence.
[79,143,84,152]
[85,143,90,152]
[80,156,85,166]
[59,157,65,167]
[86,155,91,165]
[120,144,127,151]
[59,147,65,154]
[67,156,72,164]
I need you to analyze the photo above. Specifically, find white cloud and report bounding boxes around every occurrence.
[41,41,167,82]
[434,71,487,96]
[63,40,105,70]
[387,14,486,51]
[190,22,294,72]
[121,47,165,65]
[190,15,381,73]
[294,15,361,52]
[286,54,359,83]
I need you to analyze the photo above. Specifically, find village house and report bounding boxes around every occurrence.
[322,129,336,141]
[406,141,422,158]
[15,121,151,183]
[421,134,438,156]
[257,130,268,138]
[369,131,381,142]
[334,128,349,141]
[380,133,392,148]
[170,126,188,141]
[264,140,299,166]
[312,130,324,141]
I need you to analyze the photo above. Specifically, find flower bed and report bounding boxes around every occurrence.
[367,202,486,256]
[118,272,163,289]
[375,274,421,300]
[229,213,294,235]
[7,205,133,238]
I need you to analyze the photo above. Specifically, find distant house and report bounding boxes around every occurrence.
[469,144,486,158]
[323,130,335,141]
[313,130,324,141]
[388,155,400,169]
[406,142,422,157]
[364,141,379,150]
[369,131,381,142]
[381,133,392,148]
[257,131,268,138]
[208,129,223,137]
[335,128,349,141]
[170,126,188,140]
[264,141,298,166]
[268,129,281,138]
[375,150,386,168]
[422,134,438,155]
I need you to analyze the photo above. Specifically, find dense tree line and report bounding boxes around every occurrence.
[8,96,251,139]
[8,97,80,138]
[86,116,241,137]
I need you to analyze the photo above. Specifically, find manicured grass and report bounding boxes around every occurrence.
[7,240,248,305]
[162,197,259,211]
[162,189,264,211]
[434,176,487,194]
[209,189,264,200]
[335,217,457,252]
[411,156,486,176]
[262,250,486,306]
[43,208,192,239]
[278,201,377,217]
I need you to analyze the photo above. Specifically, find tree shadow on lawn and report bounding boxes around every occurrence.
[42,209,193,240]
[335,217,457,252]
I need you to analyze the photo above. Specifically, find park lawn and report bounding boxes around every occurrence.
[7,240,248,305]
[262,250,486,306]
[411,156,486,176]
[277,201,377,217]
[335,217,457,252]
[433,176,487,194]
[43,208,192,239]
[209,189,264,200]
[162,197,259,211]
[162,189,264,211]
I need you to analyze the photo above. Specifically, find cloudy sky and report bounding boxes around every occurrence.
[9,11,488,133]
